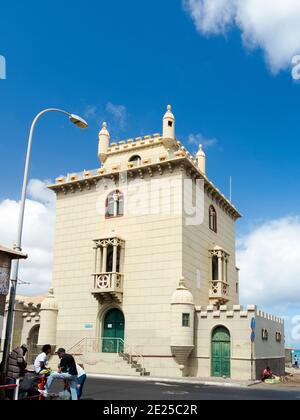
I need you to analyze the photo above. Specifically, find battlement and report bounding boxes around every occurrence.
[49,149,240,219]
[107,133,163,154]
[256,309,284,324]
[195,305,284,324]
[53,147,200,186]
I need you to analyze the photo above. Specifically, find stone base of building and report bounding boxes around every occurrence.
[255,357,285,379]
[47,352,285,381]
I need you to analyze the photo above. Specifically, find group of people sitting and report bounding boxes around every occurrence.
[6,343,86,400]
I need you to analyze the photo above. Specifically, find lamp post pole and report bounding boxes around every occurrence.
[0,109,88,376]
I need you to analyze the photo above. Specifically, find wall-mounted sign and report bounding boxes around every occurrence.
[84,324,94,330]
[107,324,113,329]
[0,267,10,295]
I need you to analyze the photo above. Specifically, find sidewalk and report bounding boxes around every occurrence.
[253,368,300,391]
[87,373,260,389]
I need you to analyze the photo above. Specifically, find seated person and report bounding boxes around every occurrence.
[262,366,274,381]
[39,348,78,401]
[76,364,87,400]
[34,344,52,375]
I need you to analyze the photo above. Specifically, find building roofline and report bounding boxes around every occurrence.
[48,156,242,220]
[0,245,27,260]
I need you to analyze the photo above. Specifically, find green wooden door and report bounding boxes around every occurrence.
[102,309,125,353]
[212,327,231,378]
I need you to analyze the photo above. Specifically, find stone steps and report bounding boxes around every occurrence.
[48,351,151,377]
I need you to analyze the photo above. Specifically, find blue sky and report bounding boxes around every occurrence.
[0,0,299,224]
[0,0,300,347]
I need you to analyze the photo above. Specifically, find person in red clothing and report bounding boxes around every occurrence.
[39,348,78,400]
[262,366,275,381]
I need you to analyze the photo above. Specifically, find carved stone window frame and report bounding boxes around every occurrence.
[209,247,230,283]
[93,237,125,274]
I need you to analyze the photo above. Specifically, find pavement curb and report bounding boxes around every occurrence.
[87,374,251,389]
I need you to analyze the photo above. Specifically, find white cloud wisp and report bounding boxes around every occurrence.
[183,0,300,73]
[238,216,300,309]
[0,180,55,296]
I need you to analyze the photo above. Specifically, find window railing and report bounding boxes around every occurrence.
[209,280,229,299]
[92,272,124,293]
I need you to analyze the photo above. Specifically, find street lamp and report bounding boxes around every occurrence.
[0,108,88,376]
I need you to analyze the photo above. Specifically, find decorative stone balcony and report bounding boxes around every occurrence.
[92,272,124,303]
[209,281,229,305]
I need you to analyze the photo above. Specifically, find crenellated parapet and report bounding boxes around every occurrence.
[49,156,241,220]
[107,133,162,154]
[195,305,284,324]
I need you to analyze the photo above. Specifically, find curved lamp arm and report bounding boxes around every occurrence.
[0,108,88,376]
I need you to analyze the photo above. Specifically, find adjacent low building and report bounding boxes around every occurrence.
[0,245,27,352]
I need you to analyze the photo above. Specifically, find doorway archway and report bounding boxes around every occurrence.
[102,309,125,353]
[27,325,40,365]
[211,326,231,378]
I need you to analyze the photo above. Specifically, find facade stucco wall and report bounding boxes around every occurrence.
[254,313,285,377]
[190,308,254,380]
[102,140,170,172]
[188,307,285,380]
[10,304,40,350]
[52,170,184,357]
[182,173,239,308]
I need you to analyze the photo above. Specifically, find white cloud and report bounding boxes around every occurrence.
[0,180,55,296]
[106,102,127,130]
[188,133,218,148]
[84,105,98,119]
[237,217,300,308]
[183,0,300,73]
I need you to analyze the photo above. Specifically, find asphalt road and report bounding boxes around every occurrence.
[51,377,300,401]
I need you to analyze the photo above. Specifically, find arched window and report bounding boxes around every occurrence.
[129,155,142,167]
[209,205,217,233]
[106,190,124,218]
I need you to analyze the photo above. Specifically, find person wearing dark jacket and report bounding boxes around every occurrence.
[6,344,28,399]
[6,344,28,382]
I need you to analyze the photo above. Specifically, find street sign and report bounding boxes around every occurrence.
[251,318,256,331]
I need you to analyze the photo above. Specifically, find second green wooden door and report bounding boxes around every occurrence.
[211,326,231,378]
[102,309,125,353]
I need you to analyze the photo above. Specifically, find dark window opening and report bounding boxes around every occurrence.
[212,256,219,281]
[209,205,217,233]
[106,246,121,273]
